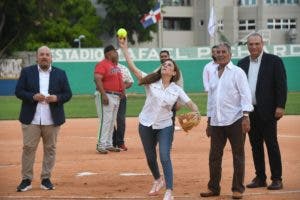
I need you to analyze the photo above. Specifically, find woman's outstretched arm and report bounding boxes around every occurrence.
[118,38,143,82]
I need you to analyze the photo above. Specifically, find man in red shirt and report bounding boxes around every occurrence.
[94,45,124,154]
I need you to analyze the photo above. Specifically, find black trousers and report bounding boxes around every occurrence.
[208,118,246,194]
[249,108,282,181]
[113,96,127,146]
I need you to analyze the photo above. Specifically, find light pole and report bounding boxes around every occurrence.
[74,35,85,48]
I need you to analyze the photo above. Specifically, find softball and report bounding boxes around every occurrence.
[117,28,127,39]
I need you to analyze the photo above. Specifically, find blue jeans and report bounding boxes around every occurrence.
[113,96,127,146]
[139,124,174,190]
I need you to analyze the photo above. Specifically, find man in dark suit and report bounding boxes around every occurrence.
[237,33,287,190]
[15,46,72,192]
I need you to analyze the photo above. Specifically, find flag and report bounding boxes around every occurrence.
[140,2,161,29]
[208,6,217,37]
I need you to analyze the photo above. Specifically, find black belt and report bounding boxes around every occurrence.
[106,91,122,97]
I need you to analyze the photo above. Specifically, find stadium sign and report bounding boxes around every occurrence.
[51,44,300,62]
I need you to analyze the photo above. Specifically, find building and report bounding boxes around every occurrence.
[133,0,300,48]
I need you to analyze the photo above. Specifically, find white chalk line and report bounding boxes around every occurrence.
[2,190,300,199]
[278,134,300,138]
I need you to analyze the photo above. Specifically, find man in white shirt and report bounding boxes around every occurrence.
[200,43,253,199]
[202,45,218,92]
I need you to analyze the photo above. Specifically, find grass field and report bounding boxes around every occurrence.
[0,92,299,120]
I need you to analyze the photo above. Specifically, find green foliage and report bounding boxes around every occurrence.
[97,0,158,45]
[0,0,103,57]
[1,93,300,120]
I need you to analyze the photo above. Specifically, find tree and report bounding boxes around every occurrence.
[0,0,103,58]
[97,0,158,45]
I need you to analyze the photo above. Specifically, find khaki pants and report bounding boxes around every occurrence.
[21,124,60,180]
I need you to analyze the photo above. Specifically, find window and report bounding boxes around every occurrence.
[162,0,191,6]
[163,17,192,30]
[218,20,224,31]
[266,0,299,4]
[267,18,296,29]
[239,0,257,5]
[239,19,256,31]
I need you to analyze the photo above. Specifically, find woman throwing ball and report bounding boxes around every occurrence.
[118,38,200,200]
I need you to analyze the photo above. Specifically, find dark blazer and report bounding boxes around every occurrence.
[15,65,72,125]
[237,52,287,121]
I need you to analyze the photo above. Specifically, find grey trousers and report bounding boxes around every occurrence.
[21,124,60,180]
[208,118,246,193]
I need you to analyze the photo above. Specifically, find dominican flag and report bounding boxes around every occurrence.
[140,2,161,29]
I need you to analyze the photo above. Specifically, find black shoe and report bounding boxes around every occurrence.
[40,178,55,190]
[246,177,267,188]
[200,190,220,197]
[16,179,32,192]
[267,180,283,190]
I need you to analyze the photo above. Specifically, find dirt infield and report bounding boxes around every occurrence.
[0,116,299,199]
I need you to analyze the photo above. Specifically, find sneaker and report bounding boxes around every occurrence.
[118,144,128,151]
[174,126,182,131]
[16,179,32,192]
[40,178,55,190]
[97,148,108,154]
[148,177,165,196]
[163,189,174,200]
[106,146,121,152]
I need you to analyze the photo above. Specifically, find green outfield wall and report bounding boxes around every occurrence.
[54,56,300,95]
[1,45,299,95]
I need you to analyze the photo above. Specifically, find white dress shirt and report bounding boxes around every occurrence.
[207,61,253,126]
[247,51,263,105]
[118,63,134,84]
[31,65,54,125]
[139,79,191,129]
[202,60,218,92]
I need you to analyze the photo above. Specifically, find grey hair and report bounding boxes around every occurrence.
[218,42,231,53]
[247,32,263,43]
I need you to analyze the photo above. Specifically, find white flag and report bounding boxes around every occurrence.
[208,6,217,37]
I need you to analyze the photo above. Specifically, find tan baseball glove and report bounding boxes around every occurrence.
[177,111,201,132]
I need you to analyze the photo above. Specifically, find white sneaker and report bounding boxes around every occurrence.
[148,177,165,196]
[174,126,181,131]
[163,189,174,200]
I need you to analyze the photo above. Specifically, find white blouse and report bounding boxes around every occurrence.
[139,79,190,129]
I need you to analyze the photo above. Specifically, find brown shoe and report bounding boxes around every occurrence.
[246,177,267,188]
[267,180,283,190]
[232,191,243,199]
[200,190,220,197]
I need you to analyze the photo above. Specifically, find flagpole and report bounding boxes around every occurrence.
[213,0,215,45]
[158,1,163,48]
[158,18,163,48]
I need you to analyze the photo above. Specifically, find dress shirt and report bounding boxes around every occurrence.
[207,61,253,126]
[118,64,134,84]
[31,65,54,125]
[139,79,191,129]
[248,51,263,105]
[202,60,218,92]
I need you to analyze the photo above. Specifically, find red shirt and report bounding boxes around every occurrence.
[94,59,124,93]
